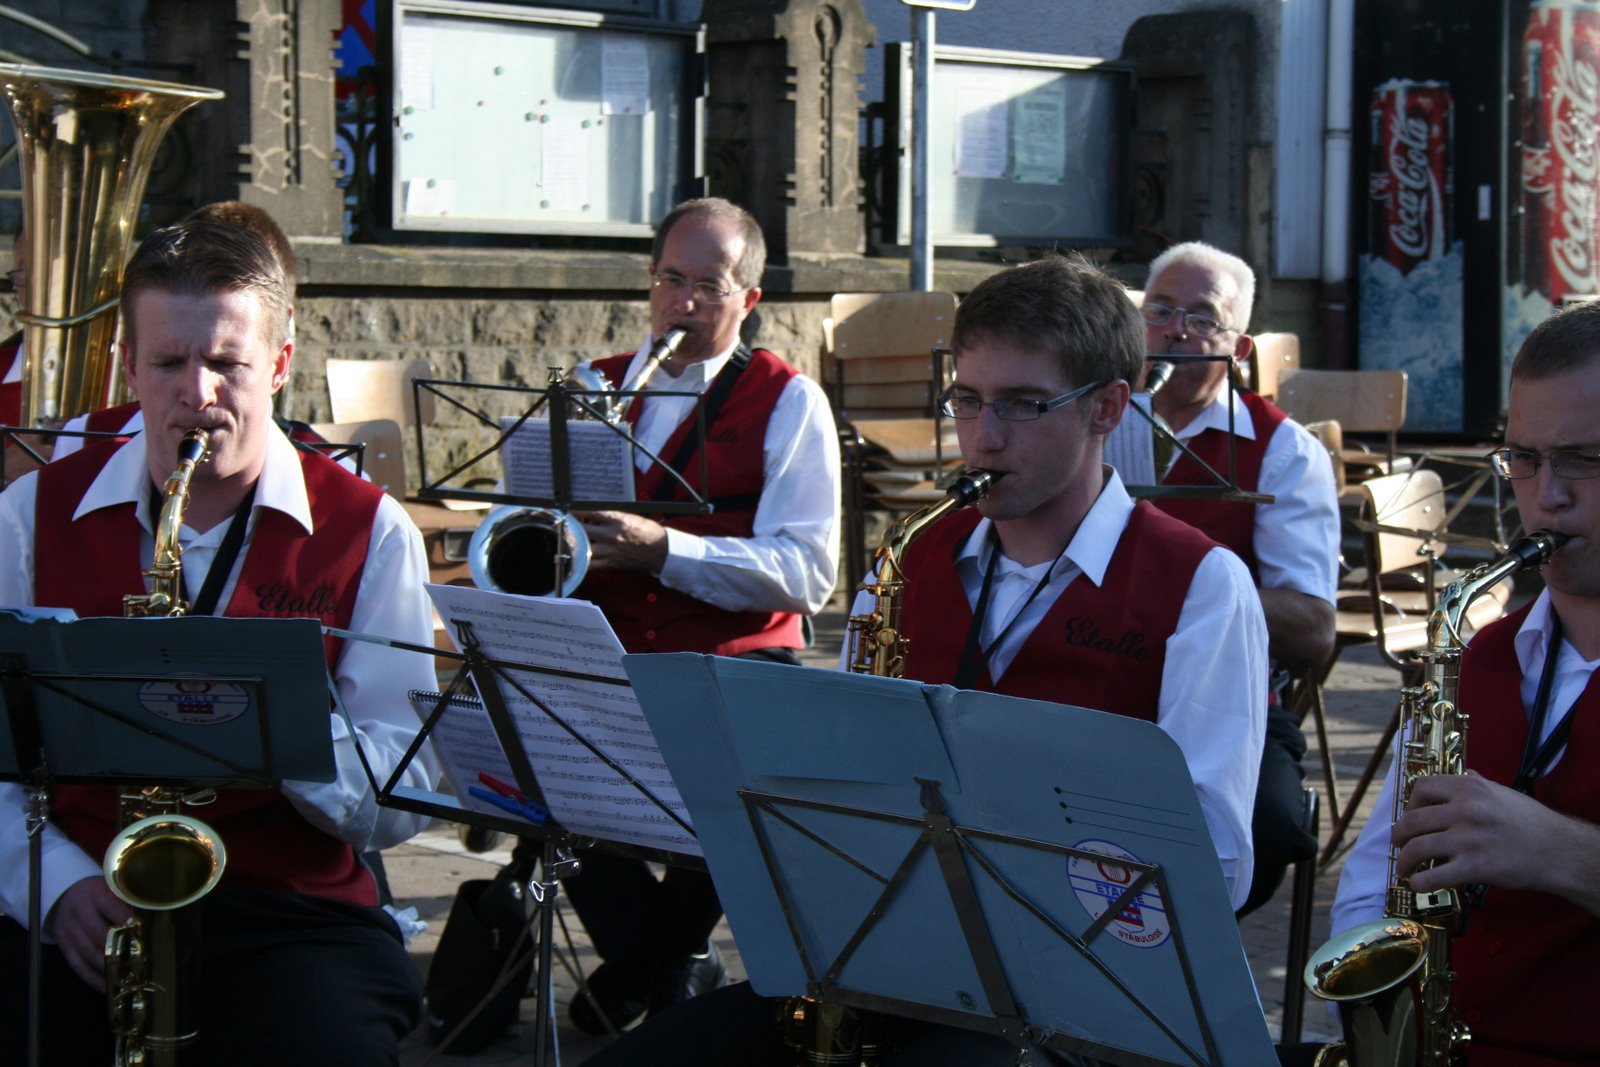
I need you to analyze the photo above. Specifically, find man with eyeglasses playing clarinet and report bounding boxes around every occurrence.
[1327,301,1600,1066]
[553,196,841,1036]
[1141,242,1340,918]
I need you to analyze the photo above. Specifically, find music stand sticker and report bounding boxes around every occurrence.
[623,653,1277,1067]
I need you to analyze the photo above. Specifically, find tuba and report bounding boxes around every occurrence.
[0,63,222,427]
[1304,530,1568,1067]
[780,470,1000,1065]
[469,329,688,596]
[108,429,229,1067]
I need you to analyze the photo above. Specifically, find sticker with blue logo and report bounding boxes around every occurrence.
[1067,838,1170,949]
[138,677,251,726]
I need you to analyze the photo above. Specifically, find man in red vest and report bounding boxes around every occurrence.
[1330,303,1600,1065]
[573,254,1267,1067]
[558,198,841,1035]
[1,224,26,429]
[1143,242,1339,916]
[0,218,440,1064]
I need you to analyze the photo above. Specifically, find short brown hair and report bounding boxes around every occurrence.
[1512,300,1600,382]
[651,197,766,289]
[121,219,291,349]
[184,200,298,291]
[953,255,1145,388]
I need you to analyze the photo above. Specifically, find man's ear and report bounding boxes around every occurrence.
[269,339,294,395]
[118,340,139,400]
[1087,379,1131,437]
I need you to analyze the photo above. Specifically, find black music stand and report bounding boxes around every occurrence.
[624,653,1279,1066]
[1123,354,1273,506]
[333,590,701,1067]
[0,612,336,1067]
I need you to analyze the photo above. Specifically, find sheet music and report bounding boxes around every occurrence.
[1105,393,1159,486]
[408,689,527,823]
[425,583,698,855]
[500,417,636,503]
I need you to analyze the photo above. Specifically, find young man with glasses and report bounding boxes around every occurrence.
[558,197,842,1035]
[574,254,1266,1067]
[1328,302,1600,1064]
[1142,241,1340,917]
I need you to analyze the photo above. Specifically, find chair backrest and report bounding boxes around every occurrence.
[825,291,957,419]
[310,418,408,498]
[1277,367,1407,462]
[1301,418,1346,495]
[326,358,435,427]
[1250,332,1301,399]
[1360,469,1447,579]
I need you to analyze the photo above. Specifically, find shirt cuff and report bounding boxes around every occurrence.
[658,526,706,587]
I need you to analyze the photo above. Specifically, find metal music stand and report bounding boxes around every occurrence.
[0,612,336,1067]
[1125,354,1273,506]
[624,653,1279,1066]
[335,599,702,1067]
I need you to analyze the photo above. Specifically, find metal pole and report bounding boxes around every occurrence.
[910,8,935,292]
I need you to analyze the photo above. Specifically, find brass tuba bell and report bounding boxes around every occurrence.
[0,62,222,426]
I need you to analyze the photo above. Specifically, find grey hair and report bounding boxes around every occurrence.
[1146,241,1257,333]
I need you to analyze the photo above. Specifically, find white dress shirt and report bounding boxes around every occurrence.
[0,428,440,929]
[579,338,841,615]
[1331,591,1600,934]
[1168,391,1340,604]
[50,406,144,460]
[845,469,1268,909]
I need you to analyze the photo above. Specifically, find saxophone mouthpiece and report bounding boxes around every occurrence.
[649,327,688,364]
[947,469,1003,507]
[1515,529,1570,566]
[1144,359,1176,395]
[177,428,210,466]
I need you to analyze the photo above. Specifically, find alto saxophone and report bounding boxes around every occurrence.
[107,428,229,1067]
[1304,530,1568,1067]
[779,470,999,1065]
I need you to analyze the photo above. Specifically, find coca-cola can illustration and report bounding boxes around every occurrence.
[1520,0,1600,304]
[1369,79,1453,277]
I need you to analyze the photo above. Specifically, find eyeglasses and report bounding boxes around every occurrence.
[937,380,1105,422]
[1488,446,1600,481]
[1140,303,1233,339]
[651,271,746,306]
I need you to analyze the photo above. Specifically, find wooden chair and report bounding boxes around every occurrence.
[1249,332,1300,401]
[1292,470,1511,865]
[823,291,960,582]
[310,418,408,499]
[1301,418,1348,498]
[325,357,436,427]
[1276,368,1409,485]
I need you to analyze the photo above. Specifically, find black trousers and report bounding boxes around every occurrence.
[0,887,422,1067]
[1240,702,1319,917]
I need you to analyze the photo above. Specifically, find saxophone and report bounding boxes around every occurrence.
[107,428,229,1067]
[779,470,1000,1065]
[1304,530,1568,1067]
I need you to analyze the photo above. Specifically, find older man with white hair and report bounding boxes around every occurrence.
[1142,241,1340,916]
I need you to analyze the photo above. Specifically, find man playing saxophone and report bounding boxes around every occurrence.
[1331,301,1600,1065]
[576,254,1268,1067]
[0,218,440,1065]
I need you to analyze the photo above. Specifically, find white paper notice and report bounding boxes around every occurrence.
[400,27,436,112]
[425,584,699,855]
[601,37,649,116]
[404,178,456,218]
[500,417,636,503]
[1012,79,1067,185]
[1104,393,1159,487]
[408,690,529,823]
[955,74,1011,179]
[541,117,589,212]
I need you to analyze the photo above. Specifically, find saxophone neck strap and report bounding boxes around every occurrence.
[1514,612,1576,795]
[952,530,1067,690]
[146,479,257,617]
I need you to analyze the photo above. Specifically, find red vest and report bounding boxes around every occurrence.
[1448,604,1600,1065]
[34,440,387,906]
[578,348,805,656]
[0,332,20,428]
[897,504,1214,719]
[1154,391,1286,580]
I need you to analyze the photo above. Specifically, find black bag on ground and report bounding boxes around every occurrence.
[424,864,535,1054]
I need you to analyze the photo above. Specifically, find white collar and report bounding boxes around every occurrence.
[1515,591,1600,674]
[956,467,1136,589]
[1,337,19,385]
[1175,389,1257,444]
[74,425,313,535]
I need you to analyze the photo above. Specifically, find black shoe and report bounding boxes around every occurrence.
[569,962,648,1036]
[646,942,728,1018]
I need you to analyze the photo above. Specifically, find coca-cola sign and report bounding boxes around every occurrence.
[1370,80,1453,277]
[1388,113,1445,260]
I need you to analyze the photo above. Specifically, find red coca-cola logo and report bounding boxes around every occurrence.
[1388,114,1441,259]
[1549,43,1599,295]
